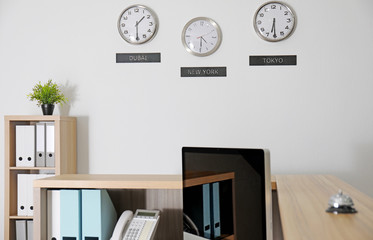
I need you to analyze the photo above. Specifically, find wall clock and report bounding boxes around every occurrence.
[182,17,222,57]
[254,2,296,42]
[118,5,158,44]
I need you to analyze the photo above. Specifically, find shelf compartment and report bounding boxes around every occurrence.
[33,174,183,240]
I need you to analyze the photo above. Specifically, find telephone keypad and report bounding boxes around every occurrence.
[124,219,145,240]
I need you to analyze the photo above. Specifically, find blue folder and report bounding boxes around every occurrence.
[202,184,211,238]
[211,182,221,238]
[81,189,117,240]
[60,189,82,240]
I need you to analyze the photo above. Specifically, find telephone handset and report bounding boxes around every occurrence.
[110,209,160,240]
[111,210,133,240]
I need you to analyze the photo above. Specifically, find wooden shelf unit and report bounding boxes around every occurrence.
[33,174,183,240]
[4,115,77,240]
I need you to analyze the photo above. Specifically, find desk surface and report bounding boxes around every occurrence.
[275,175,373,240]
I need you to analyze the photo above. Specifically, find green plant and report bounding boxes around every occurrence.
[27,79,68,106]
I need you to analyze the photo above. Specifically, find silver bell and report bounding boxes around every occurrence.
[326,189,357,214]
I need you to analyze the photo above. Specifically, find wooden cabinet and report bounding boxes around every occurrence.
[33,174,183,240]
[4,115,77,240]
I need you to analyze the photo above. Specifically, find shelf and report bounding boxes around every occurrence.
[9,216,33,220]
[183,171,235,188]
[9,167,55,171]
[33,174,183,189]
[33,174,183,240]
[4,115,77,240]
[4,115,75,122]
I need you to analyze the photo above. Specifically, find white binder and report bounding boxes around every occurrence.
[16,125,35,167]
[17,174,28,216]
[36,122,46,167]
[26,174,36,216]
[29,174,54,216]
[45,123,55,167]
[27,220,34,240]
[18,174,53,216]
[15,220,27,240]
[47,190,60,240]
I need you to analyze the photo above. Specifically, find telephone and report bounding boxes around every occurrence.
[110,209,160,240]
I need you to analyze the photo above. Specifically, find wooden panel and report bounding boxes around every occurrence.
[33,174,183,189]
[184,171,235,188]
[56,117,77,175]
[276,175,373,240]
[146,189,183,240]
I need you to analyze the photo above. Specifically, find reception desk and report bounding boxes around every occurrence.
[273,175,373,240]
[33,174,373,240]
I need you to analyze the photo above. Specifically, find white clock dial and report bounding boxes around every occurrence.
[254,2,296,42]
[182,17,222,57]
[118,5,158,44]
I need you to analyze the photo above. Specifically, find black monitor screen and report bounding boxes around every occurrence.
[182,147,271,240]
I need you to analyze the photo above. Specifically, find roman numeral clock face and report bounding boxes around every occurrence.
[254,2,296,42]
[182,17,222,57]
[118,5,158,44]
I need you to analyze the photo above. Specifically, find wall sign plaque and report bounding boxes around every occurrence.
[249,55,296,66]
[116,53,161,63]
[180,67,227,77]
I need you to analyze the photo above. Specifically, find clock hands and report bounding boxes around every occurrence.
[135,21,139,40]
[271,18,277,39]
[197,30,215,39]
[197,36,208,52]
[136,16,145,26]
[199,37,202,52]
[135,16,145,41]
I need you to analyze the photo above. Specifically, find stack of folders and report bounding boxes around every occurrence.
[48,189,118,240]
[17,174,55,216]
[184,182,221,239]
[16,122,55,168]
[15,220,33,240]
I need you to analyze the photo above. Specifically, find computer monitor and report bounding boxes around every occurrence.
[182,147,272,240]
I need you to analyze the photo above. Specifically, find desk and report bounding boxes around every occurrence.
[33,174,373,240]
[274,175,373,240]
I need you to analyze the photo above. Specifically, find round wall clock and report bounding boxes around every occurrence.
[254,2,296,42]
[118,5,158,44]
[182,17,222,57]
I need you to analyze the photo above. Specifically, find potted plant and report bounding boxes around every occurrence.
[27,79,68,115]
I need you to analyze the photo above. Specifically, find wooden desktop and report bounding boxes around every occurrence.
[273,175,373,240]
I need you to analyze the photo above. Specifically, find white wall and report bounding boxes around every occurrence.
[1,0,373,235]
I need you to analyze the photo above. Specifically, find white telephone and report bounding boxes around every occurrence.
[110,209,160,240]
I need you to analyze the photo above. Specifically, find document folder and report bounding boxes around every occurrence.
[27,220,34,240]
[36,122,46,167]
[61,189,82,240]
[48,190,61,240]
[16,220,27,240]
[82,189,117,240]
[16,125,35,167]
[17,174,28,216]
[211,182,221,238]
[26,174,35,216]
[46,123,55,167]
[202,184,211,238]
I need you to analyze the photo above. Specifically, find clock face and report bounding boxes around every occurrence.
[182,17,222,56]
[118,5,158,44]
[254,2,296,42]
